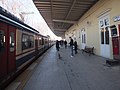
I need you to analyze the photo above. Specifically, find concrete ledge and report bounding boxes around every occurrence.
[106,59,120,66]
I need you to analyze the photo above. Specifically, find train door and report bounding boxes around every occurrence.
[0,22,8,79]
[0,22,16,79]
[8,25,16,73]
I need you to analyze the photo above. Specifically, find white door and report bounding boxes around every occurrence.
[81,28,86,49]
[99,15,110,58]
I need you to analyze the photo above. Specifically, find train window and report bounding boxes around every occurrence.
[10,32,15,52]
[45,39,46,43]
[0,30,5,52]
[29,36,34,48]
[42,38,44,45]
[45,39,47,44]
[22,34,34,50]
[22,34,29,50]
[39,37,42,45]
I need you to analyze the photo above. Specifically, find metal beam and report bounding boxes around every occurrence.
[51,0,54,29]
[54,30,66,32]
[54,32,65,34]
[61,0,76,28]
[34,1,50,4]
[21,12,34,14]
[54,29,67,31]
[53,19,77,24]
[65,0,76,19]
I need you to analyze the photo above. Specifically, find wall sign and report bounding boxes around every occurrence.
[113,16,120,22]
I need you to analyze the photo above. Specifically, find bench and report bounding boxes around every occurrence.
[82,46,94,56]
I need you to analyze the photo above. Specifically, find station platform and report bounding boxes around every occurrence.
[5,45,120,90]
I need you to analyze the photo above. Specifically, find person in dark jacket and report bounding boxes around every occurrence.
[64,40,67,48]
[56,40,60,51]
[74,40,78,54]
[69,37,74,57]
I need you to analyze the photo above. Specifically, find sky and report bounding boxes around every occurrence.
[0,0,61,40]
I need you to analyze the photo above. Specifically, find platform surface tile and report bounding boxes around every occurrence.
[6,45,120,90]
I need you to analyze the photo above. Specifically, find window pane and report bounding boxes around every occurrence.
[22,34,34,50]
[100,20,104,27]
[42,38,44,45]
[111,26,117,36]
[29,36,34,48]
[104,18,109,26]
[0,30,5,52]
[22,34,29,50]
[82,35,83,43]
[10,32,15,52]
[39,37,42,45]
[45,39,48,44]
[105,27,109,44]
[84,34,86,43]
[101,28,104,44]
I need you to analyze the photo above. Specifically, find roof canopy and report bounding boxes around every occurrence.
[33,0,99,37]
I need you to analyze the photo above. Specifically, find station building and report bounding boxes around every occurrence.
[65,0,120,59]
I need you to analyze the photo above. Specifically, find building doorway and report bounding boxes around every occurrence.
[81,28,86,49]
[99,15,110,58]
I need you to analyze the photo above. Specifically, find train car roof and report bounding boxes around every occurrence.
[0,6,39,34]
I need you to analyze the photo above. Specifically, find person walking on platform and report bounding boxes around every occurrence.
[74,40,78,54]
[56,40,60,51]
[64,40,67,48]
[56,40,62,59]
[69,37,74,57]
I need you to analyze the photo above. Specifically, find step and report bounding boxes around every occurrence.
[106,60,120,66]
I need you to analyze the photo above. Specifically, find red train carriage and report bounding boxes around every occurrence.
[0,6,52,89]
